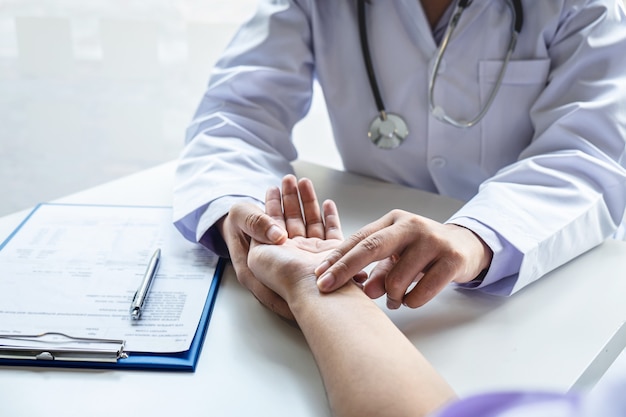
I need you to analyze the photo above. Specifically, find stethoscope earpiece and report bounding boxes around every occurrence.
[368,113,409,150]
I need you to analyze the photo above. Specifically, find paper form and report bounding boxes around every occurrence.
[0,204,219,353]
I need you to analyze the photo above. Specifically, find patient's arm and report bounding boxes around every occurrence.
[248,175,456,417]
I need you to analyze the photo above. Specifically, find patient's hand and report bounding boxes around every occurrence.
[248,175,360,303]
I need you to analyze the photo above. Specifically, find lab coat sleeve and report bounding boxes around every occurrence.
[172,0,315,252]
[448,0,626,295]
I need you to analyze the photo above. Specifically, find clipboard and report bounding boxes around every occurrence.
[0,203,225,371]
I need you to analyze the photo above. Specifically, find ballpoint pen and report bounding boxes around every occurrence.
[130,248,161,320]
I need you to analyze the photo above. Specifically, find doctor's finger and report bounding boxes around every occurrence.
[316,217,399,292]
[281,175,306,238]
[363,257,396,299]
[383,245,437,309]
[322,199,343,240]
[297,177,325,239]
[315,214,394,275]
[402,260,456,309]
[385,266,425,310]
[229,202,287,245]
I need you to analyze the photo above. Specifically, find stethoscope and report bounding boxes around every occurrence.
[358,0,524,149]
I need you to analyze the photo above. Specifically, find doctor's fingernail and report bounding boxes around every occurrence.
[266,225,286,242]
[317,272,335,291]
[315,260,330,276]
[387,299,401,310]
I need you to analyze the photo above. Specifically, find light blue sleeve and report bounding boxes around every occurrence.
[432,373,626,417]
[432,392,581,417]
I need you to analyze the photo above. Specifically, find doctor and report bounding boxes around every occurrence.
[174,0,626,318]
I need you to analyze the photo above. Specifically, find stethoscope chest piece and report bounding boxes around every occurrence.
[368,113,409,150]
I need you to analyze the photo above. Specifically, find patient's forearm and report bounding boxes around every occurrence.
[287,282,456,417]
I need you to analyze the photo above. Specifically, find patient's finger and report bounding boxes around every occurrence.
[265,186,286,230]
[322,199,343,240]
[282,175,306,237]
[298,178,325,239]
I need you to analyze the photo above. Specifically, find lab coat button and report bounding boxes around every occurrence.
[430,157,447,168]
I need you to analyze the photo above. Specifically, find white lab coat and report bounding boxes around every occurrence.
[174,0,626,295]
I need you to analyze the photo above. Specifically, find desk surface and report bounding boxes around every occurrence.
[1,161,626,417]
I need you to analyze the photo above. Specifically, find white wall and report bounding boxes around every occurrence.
[0,0,339,217]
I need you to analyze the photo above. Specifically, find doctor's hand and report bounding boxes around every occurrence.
[247,178,350,305]
[217,195,291,319]
[314,210,493,309]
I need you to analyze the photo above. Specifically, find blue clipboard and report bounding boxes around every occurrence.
[0,203,225,372]
[0,259,224,372]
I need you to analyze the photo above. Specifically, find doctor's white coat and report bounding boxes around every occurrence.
[174,0,626,295]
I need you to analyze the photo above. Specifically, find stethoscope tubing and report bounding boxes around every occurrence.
[357,0,386,118]
[358,0,524,132]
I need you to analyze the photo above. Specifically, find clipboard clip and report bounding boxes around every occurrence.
[0,332,128,363]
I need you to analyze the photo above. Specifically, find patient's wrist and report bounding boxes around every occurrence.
[287,278,363,314]
[284,273,320,306]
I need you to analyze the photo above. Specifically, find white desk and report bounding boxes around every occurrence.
[1,161,626,417]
